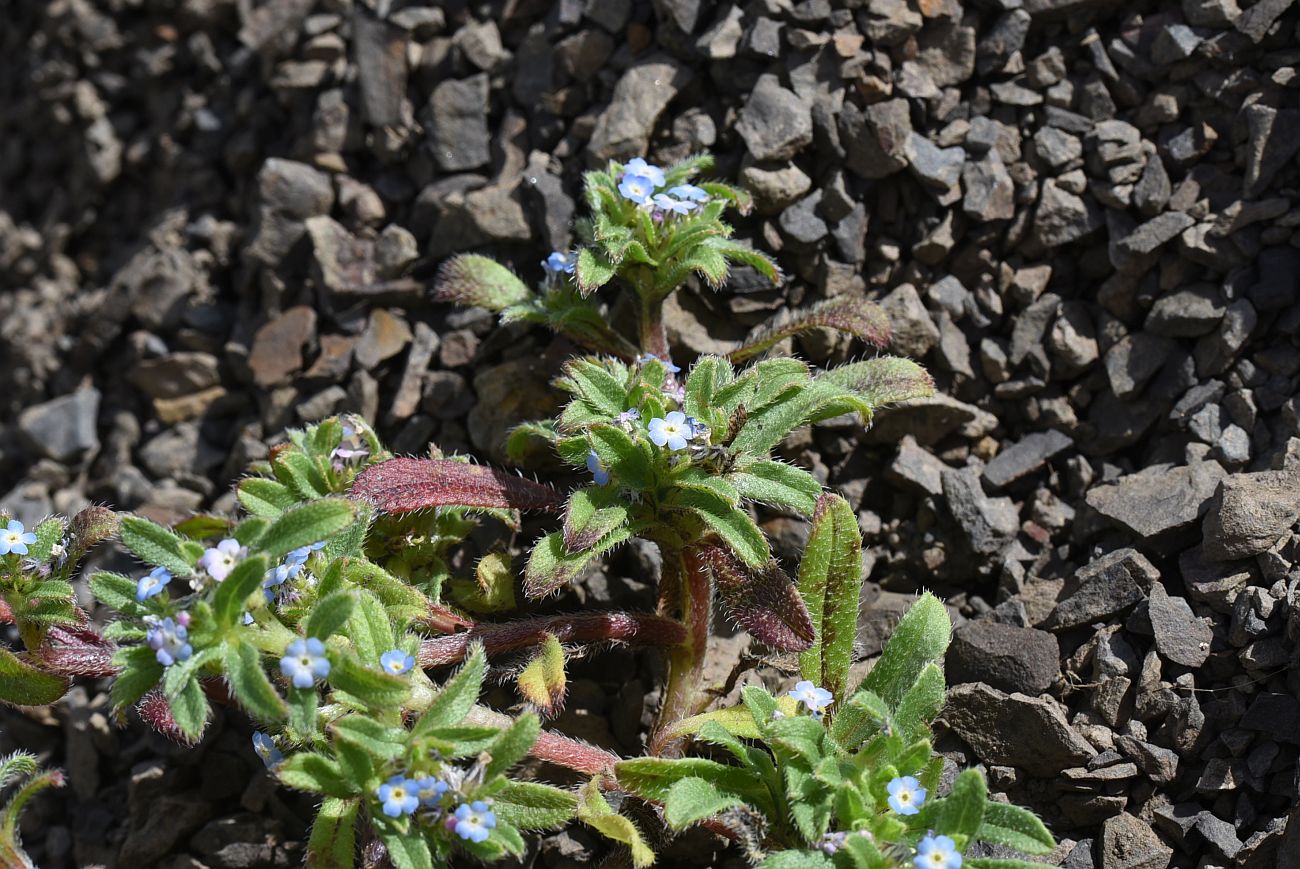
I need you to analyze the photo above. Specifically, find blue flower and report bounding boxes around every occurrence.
[636,353,680,373]
[624,158,665,188]
[377,774,420,818]
[146,616,192,667]
[915,834,962,869]
[669,183,709,202]
[280,637,331,689]
[252,732,284,768]
[0,520,37,557]
[648,411,692,451]
[615,408,641,425]
[286,542,325,566]
[652,193,696,215]
[887,776,926,816]
[618,173,656,205]
[788,680,834,718]
[452,801,497,843]
[415,775,449,807]
[380,649,415,676]
[199,538,246,582]
[135,566,173,602]
[543,251,577,275]
[586,450,610,485]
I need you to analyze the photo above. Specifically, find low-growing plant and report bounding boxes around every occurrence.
[0,751,66,868]
[0,154,1055,868]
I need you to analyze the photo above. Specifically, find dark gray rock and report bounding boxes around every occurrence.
[1049,549,1159,630]
[941,467,1020,556]
[1034,180,1103,247]
[1104,333,1175,400]
[948,621,1061,694]
[1085,462,1226,538]
[778,191,828,247]
[429,74,491,172]
[1099,813,1173,869]
[841,98,912,180]
[879,283,940,358]
[905,133,964,196]
[1145,286,1225,337]
[962,154,1015,221]
[983,430,1074,489]
[1201,469,1300,560]
[887,436,946,496]
[735,76,812,162]
[17,389,101,463]
[944,683,1096,777]
[1148,584,1213,667]
[976,9,1031,75]
[588,56,691,160]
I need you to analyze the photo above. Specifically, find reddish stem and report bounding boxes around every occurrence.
[463,706,620,775]
[648,545,712,757]
[417,611,686,667]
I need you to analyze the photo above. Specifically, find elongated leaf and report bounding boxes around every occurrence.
[663,777,743,830]
[414,644,485,734]
[168,676,209,741]
[676,490,768,569]
[25,518,65,565]
[237,478,298,518]
[328,653,409,708]
[119,516,195,577]
[893,663,945,743]
[494,781,578,830]
[225,642,286,723]
[307,798,359,869]
[306,591,357,642]
[110,645,164,711]
[576,779,654,868]
[434,254,533,310]
[331,716,405,760]
[700,544,813,651]
[344,589,396,663]
[259,499,354,560]
[563,487,630,553]
[731,295,891,362]
[575,246,617,297]
[376,823,433,869]
[516,634,567,715]
[797,494,863,704]
[351,458,564,513]
[857,592,951,709]
[730,460,822,516]
[0,648,68,706]
[278,752,357,798]
[684,355,734,420]
[816,357,936,410]
[730,380,849,457]
[89,571,146,617]
[524,527,632,599]
[586,424,653,489]
[560,358,628,416]
[615,757,767,805]
[976,803,1055,855]
[758,851,834,868]
[212,554,270,629]
[937,769,987,840]
[482,713,541,780]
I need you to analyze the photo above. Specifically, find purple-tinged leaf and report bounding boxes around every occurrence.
[34,625,117,678]
[699,544,814,652]
[351,458,564,514]
[816,357,936,410]
[729,296,891,363]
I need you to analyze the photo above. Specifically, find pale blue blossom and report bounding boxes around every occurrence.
[147,616,192,667]
[653,193,696,215]
[887,776,926,815]
[915,834,962,869]
[543,251,577,275]
[648,411,692,451]
[669,183,710,202]
[0,520,36,557]
[788,680,833,718]
[136,566,173,602]
[624,157,665,188]
[452,801,497,843]
[380,649,415,676]
[377,775,420,818]
[636,353,680,373]
[586,450,610,485]
[618,174,656,205]
[199,538,246,582]
[280,637,330,689]
[252,732,284,768]
[415,775,449,807]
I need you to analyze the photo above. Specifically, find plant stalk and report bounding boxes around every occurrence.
[648,544,711,757]
[638,291,669,360]
[417,612,687,667]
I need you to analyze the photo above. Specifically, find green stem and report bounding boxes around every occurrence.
[648,544,712,757]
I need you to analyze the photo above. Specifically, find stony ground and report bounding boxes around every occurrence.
[3,0,1300,866]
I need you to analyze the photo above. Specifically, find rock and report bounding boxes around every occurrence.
[17,389,101,463]
[740,162,812,214]
[962,154,1015,221]
[246,158,333,266]
[944,683,1096,777]
[353,8,407,127]
[1240,693,1300,744]
[1104,333,1175,399]
[588,56,691,160]
[1194,298,1256,377]
[1152,23,1200,64]
[1112,212,1194,266]
[917,19,976,86]
[1235,0,1294,42]
[248,306,317,388]
[1085,462,1226,538]
[1049,549,1159,630]
[128,353,221,400]
[1250,247,1300,311]
[1243,106,1300,197]
[468,357,564,463]
[840,98,911,180]
[429,74,491,172]
[1033,180,1103,248]
[948,621,1061,694]
[887,436,947,496]
[1099,813,1173,869]
[977,9,1031,75]
[735,76,812,162]
[1201,470,1300,560]
[1145,286,1224,337]
[1049,301,1099,372]
[879,283,940,358]
[941,468,1020,556]
[983,430,1074,489]
[1194,812,1242,860]
[428,183,533,257]
[862,395,997,446]
[904,133,964,197]
[1148,584,1213,667]
[1133,156,1171,217]
[118,792,215,864]
[778,191,828,247]
[353,309,412,370]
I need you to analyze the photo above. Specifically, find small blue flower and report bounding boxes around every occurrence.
[543,251,577,275]
[652,193,696,215]
[252,732,284,768]
[146,616,192,667]
[280,637,331,689]
[452,801,497,843]
[648,411,692,451]
[618,173,656,205]
[380,649,415,676]
[788,680,834,718]
[887,776,926,816]
[377,774,420,818]
[199,538,246,582]
[285,542,324,567]
[0,520,37,557]
[615,408,641,425]
[415,775,449,807]
[820,831,848,855]
[624,158,665,188]
[915,834,962,869]
[669,183,709,202]
[586,450,610,485]
[135,566,173,602]
[637,353,680,374]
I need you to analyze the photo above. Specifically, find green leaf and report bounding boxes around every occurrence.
[306,798,359,869]
[797,494,863,706]
[516,635,567,715]
[976,803,1056,856]
[676,489,768,568]
[237,478,299,518]
[277,752,358,798]
[89,571,146,617]
[331,716,406,761]
[25,518,65,564]
[937,769,987,841]
[684,355,734,419]
[110,645,164,711]
[730,461,822,516]
[816,357,936,411]
[524,526,632,599]
[273,450,329,500]
[0,648,68,706]
[730,380,850,457]
[259,499,354,561]
[375,822,433,869]
[339,558,429,623]
[225,642,286,723]
[575,247,617,297]
[212,554,269,629]
[434,254,533,310]
[168,676,209,740]
[758,851,834,868]
[829,689,892,751]
[563,487,630,553]
[893,663,945,743]
[494,781,578,830]
[483,713,541,781]
[730,295,890,363]
[306,591,358,642]
[119,515,196,577]
[414,644,485,735]
[857,592,951,709]
[576,779,654,868]
[587,423,653,488]
[965,859,1055,869]
[673,468,740,505]
[561,358,629,417]
[662,777,743,830]
[328,653,409,708]
[615,757,767,805]
[288,685,318,741]
[344,589,396,664]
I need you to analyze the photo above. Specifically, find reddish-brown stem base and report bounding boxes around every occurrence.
[417,611,686,667]
[648,545,712,757]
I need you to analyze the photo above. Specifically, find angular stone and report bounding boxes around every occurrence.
[354,309,412,370]
[945,683,1096,777]
[983,430,1073,489]
[888,436,946,496]
[948,621,1061,695]
[429,74,491,172]
[962,154,1015,221]
[904,133,964,194]
[1033,180,1103,247]
[862,395,997,446]
[1049,549,1159,630]
[1085,462,1226,538]
[1148,583,1212,667]
[1104,333,1175,399]
[941,468,1020,555]
[735,76,813,162]
[1201,469,1300,560]
[127,353,221,401]
[878,283,939,358]
[841,98,911,180]
[1145,285,1224,337]
[248,306,316,388]
[588,57,691,160]
[1100,812,1173,869]
[17,389,101,463]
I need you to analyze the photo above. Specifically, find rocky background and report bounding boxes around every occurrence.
[3,0,1300,866]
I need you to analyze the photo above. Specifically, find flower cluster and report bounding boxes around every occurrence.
[280,637,330,689]
[372,770,496,843]
[616,158,709,216]
[0,519,36,557]
[263,542,323,602]
[146,614,192,667]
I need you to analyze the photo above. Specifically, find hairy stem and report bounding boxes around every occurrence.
[638,292,668,359]
[648,544,712,757]
[417,612,687,667]
[463,705,619,776]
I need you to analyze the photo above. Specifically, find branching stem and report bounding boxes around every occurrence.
[417,612,686,667]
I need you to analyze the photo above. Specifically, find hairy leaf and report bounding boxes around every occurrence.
[212,554,270,629]
[675,490,768,569]
[576,779,654,868]
[0,648,68,707]
[306,798,359,869]
[434,254,533,310]
[516,634,567,715]
[700,544,813,651]
[857,592,951,709]
[351,458,564,513]
[797,494,863,704]
[976,803,1056,855]
[524,527,632,599]
[494,781,579,830]
[225,641,286,723]
[238,478,298,519]
[119,516,196,578]
[563,487,630,553]
[414,644,486,734]
[731,295,890,362]
[259,499,355,560]
[816,357,936,411]
[663,777,743,830]
[729,461,822,516]
[575,247,617,297]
